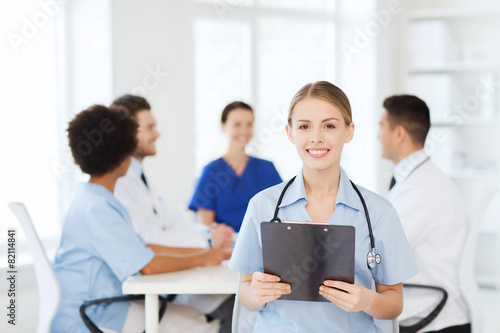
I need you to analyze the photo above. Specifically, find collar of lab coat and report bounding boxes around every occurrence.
[278,167,363,212]
[393,149,430,184]
[130,157,144,177]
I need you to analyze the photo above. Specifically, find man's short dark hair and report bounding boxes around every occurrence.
[111,94,151,118]
[383,95,431,146]
[67,105,138,176]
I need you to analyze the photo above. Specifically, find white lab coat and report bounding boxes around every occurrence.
[114,158,229,314]
[386,150,470,332]
[114,159,208,248]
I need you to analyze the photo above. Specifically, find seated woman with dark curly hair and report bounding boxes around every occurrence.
[51,105,223,333]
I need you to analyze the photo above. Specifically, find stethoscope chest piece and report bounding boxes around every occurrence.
[367,250,382,269]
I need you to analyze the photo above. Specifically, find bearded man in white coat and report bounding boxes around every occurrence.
[378,95,472,333]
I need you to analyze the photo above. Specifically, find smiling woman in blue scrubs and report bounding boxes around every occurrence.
[189,101,282,233]
[51,105,223,333]
[229,82,418,332]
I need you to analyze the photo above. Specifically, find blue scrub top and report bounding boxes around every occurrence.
[188,156,282,232]
[229,168,418,333]
[51,183,155,333]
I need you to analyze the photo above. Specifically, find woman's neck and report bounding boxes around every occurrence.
[303,165,341,197]
[224,145,248,162]
[89,173,119,193]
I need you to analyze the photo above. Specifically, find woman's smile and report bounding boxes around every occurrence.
[306,148,330,158]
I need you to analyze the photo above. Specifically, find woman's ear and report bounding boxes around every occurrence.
[345,122,355,143]
[286,124,295,144]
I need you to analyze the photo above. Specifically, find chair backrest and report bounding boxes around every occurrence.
[459,187,498,333]
[374,318,400,333]
[232,272,399,333]
[8,202,61,333]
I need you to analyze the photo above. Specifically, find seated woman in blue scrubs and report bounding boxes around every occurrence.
[51,105,224,333]
[188,101,282,233]
[229,81,418,332]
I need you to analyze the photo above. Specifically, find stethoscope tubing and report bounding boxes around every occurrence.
[269,174,380,268]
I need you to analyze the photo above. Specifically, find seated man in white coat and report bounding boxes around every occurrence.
[112,95,234,332]
[112,95,232,248]
[378,95,471,333]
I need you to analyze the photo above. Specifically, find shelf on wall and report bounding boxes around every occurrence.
[448,169,499,180]
[480,224,500,233]
[408,61,499,74]
[476,274,499,289]
[432,118,500,127]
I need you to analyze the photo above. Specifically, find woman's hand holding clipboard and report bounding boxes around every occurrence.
[249,271,292,307]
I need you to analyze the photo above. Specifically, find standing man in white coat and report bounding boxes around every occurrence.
[378,95,471,333]
[112,95,234,332]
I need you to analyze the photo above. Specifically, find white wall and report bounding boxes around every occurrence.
[375,0,407,194]
[107,0,386,206]
[58,0,115,210]
[64,0,114,111]
[112,0,196,212]
[335,0,380,190]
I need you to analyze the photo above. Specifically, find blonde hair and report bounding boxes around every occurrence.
[287,81,352,126]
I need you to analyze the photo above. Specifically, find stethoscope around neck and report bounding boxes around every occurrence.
[269,175,381,269]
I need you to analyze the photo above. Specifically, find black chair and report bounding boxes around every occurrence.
[80,294,174,333]
[399,284,448,333]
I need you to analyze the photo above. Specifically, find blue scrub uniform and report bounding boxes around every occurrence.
[51,183,154,333]
[229,168,418,333]
[188,156,282,232]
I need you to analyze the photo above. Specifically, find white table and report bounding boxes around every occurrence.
[122,263,238,333]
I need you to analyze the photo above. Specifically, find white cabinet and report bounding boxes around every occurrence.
[401,1,500,287]
[476,223,500,288]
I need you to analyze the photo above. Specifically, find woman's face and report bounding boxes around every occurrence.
[286,98,354,173]
[222,108,254,149]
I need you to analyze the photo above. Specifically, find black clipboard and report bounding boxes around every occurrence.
[261,222,355,302]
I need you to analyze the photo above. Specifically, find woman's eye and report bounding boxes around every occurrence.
[298,125,309,130]
[325,124,335,129]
